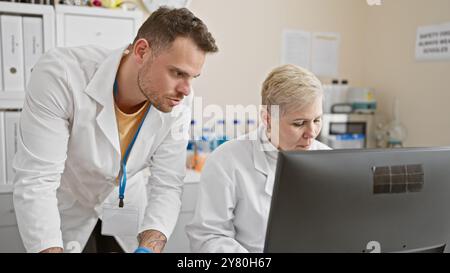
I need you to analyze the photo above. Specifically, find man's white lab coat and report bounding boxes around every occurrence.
[13,46,191,253]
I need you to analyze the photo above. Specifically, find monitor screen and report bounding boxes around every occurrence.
[264,147,450,253]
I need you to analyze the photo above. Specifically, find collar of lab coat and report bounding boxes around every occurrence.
[84,46,163,156]
[252,125,277,196]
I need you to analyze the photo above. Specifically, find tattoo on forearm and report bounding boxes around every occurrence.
[138,229,167,253]
[40,247,64,253]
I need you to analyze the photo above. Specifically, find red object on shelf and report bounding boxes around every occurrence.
[90,0,102,7]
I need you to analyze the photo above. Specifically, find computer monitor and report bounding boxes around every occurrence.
[264,147,450,253]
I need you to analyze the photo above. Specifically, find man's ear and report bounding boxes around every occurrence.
[132,39,150,65]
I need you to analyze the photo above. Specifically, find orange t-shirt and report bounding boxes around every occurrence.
[114,101,150,163]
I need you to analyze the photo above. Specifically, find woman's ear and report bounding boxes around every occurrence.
[260,106,271,132]
[264,105,280,149]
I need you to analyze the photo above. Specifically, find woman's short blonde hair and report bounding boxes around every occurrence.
[261,64,323,115]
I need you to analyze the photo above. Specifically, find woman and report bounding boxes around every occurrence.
[185,64,331,253]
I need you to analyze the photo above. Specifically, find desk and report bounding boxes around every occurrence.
[164,169,201,253]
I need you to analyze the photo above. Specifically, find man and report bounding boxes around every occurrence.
[13,7,218,253]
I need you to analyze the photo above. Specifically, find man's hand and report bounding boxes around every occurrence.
[40,247,64,253]
[137,229,167,253]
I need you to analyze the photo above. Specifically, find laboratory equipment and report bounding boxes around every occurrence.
[318,113,375,149]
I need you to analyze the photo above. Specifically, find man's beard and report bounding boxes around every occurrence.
[137,71,152,102]
[137,69,171,112]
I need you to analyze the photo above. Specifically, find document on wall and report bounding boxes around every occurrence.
[416,22,450,61]
[1,15,25,92]
[23,16,44,86]
[4,111,21,185]
[0,112,6,184]
[311,32,340,77]
[282,29,311,69]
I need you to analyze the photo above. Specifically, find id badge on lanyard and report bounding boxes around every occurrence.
[101,203,139,236]
[101,79,150,237]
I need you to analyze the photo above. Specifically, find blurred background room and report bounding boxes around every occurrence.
[1,0,449,252]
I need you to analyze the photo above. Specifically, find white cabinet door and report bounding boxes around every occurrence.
[0,192,25,253]
[0,193,17,227]
[56,6,142,50]
[0,226,25,253]
[63,15,135,49]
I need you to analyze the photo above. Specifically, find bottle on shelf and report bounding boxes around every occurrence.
[386,98,407,148]
[200,127,212,154]
[245,118,257,134]
[323,79,340,113]
[227,119,241,140]
[210,119,228,151]
[186,121,211,172]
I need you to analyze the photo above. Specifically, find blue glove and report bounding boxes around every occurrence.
[134,247,153,253]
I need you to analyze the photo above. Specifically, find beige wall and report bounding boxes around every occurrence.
[134,0,450,147]
[364,0,450,147]
[188,0,368,107]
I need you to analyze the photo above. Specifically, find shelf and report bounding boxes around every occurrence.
[0,2,55,52]
[55,4,143,19]
[0,184,13,194]
[0,2,53,14]
[0,96,25,110]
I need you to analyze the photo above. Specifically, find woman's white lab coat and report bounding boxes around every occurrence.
[12,46,191,253]
[185,126,330,253]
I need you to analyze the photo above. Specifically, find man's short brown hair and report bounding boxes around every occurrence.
[133,7,218,54]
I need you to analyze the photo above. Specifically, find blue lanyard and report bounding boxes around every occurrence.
[114,80,150,208]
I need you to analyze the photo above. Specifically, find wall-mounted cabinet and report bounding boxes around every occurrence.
[0,3,142,110]
[55,5,142,49]
[0,2,143,235]
[0,2,142,189]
